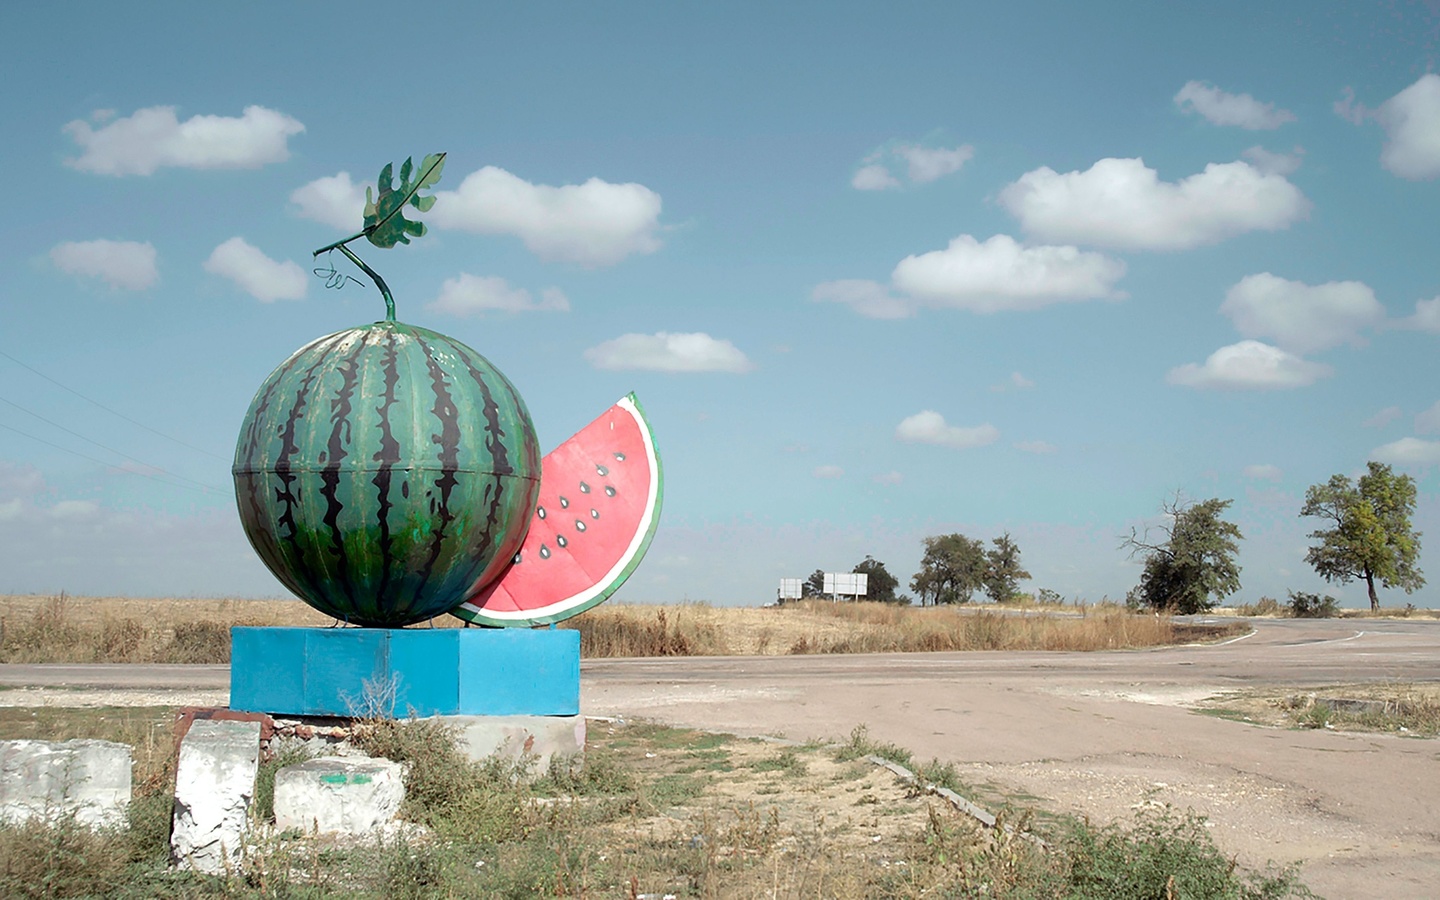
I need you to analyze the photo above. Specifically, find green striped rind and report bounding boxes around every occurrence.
[451,392,663,627]
[232,321,540,627]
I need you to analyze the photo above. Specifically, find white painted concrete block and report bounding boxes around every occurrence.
[0,739,132,829]
[170,719,261,875]
[447,714,585,777]
[273,757,404,835]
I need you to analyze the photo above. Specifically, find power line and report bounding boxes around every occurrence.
[0,420,224,496]
[0,347,228,461]
[0,394,224,494]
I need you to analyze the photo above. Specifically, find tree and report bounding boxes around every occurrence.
[910,533,987,605]
[853,555,901,603]
[803,569,826,598]
[1300,462,1424,611]
[983,532,1031,603]
[1122,495,1243,614]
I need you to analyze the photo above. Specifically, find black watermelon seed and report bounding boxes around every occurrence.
[576,520,586,532]
[540,545,551,559]
[580,481,591,493]
[557,535,568,548]
[605,486,616,497]
[537,506,546,519]
[559,496,569,508]
[614,452,626,461]
[591,508,599,519]
[596,464,609,476]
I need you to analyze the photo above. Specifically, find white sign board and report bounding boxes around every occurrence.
[778,578,803,600]
[822,572,868,597]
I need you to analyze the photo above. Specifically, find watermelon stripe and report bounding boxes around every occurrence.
[318,336,367,604]
[273,336,347,609]
[441,334,528,594]
[370,329,403,603]
[407,332,463,619]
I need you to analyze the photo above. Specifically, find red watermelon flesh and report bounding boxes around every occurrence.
[451,393,662,626]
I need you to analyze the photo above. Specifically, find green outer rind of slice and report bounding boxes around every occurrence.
[449,392,663,627]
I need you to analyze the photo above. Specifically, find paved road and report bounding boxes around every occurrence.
[3,617,1437,897]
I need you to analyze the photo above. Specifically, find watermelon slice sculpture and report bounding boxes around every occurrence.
[451,393,662,627]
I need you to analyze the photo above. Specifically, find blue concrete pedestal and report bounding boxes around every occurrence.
[229,627,579,718]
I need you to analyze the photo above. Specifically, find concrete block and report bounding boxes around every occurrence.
[230,626,579,718]
[447,714,585,777]
[171,720,261,875]
[273,757,404,835]
[0,739,132,829]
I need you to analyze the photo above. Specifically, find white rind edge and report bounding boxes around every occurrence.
[456,394,659,622]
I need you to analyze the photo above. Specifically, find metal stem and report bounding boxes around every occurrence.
[316,239,396,322]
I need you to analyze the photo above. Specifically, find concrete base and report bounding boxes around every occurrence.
[0,739,132,829]
[447,714,585,777]
[230,626,580,718]
[171,720,261,875]
[273,757,404,835]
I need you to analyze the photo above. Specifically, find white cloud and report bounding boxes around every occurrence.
[583,332,752,373]
[1015,440,1057,454]
[1371,437,1440,467]
[812,465,844,479]
[1375,74,1440,180]
[811,279,913,318]
[63,105,304,176]
[427,274,569,317]
[49,239,157,290]
[1166,340,1332,390]
[49,499,100,520]
[290,172,366,230]
[1174,81,1296,130]
[203,237,307,302]
[997,157,1310,251]
[1243,464,1283,480]
[851,142,973,189]
[1401,296,1440,332]
[873,471,903,485]
[1364,406,1403,428]
[1334,87,1369,125]
[1219,272,1383,354]
[0,499,21,521]
[429,166,662,266]
[1241,145,1304,176]
[895,144,974,183]
[852,164,901,191]
[1416,401,1440,434]
[992,371,1036,392]
[895,411,999,449]
[891,234,1126,312]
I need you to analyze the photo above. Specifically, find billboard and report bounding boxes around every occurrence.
[822,572,868,597]
[778,578,803,600]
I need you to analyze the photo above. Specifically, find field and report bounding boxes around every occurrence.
[0,594,1246,664]
[0,707,1313,898]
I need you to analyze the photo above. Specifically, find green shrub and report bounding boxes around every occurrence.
[1063,803,1313,898]
[1287,591,1339,619]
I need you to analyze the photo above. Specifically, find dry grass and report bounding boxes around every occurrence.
[0,594,1243,664]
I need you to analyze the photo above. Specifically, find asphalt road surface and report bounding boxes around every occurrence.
[3,617,1437,898]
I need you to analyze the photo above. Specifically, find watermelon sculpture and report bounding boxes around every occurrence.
[233,321,541,627]
[232,151,662,628]
[452,393,663,626]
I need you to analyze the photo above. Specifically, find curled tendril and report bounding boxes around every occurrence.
[313,251,365,291]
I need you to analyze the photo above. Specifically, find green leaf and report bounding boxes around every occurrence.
[363,152,447,250]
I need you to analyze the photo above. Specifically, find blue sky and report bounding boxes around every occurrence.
[3,2,1439,608]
